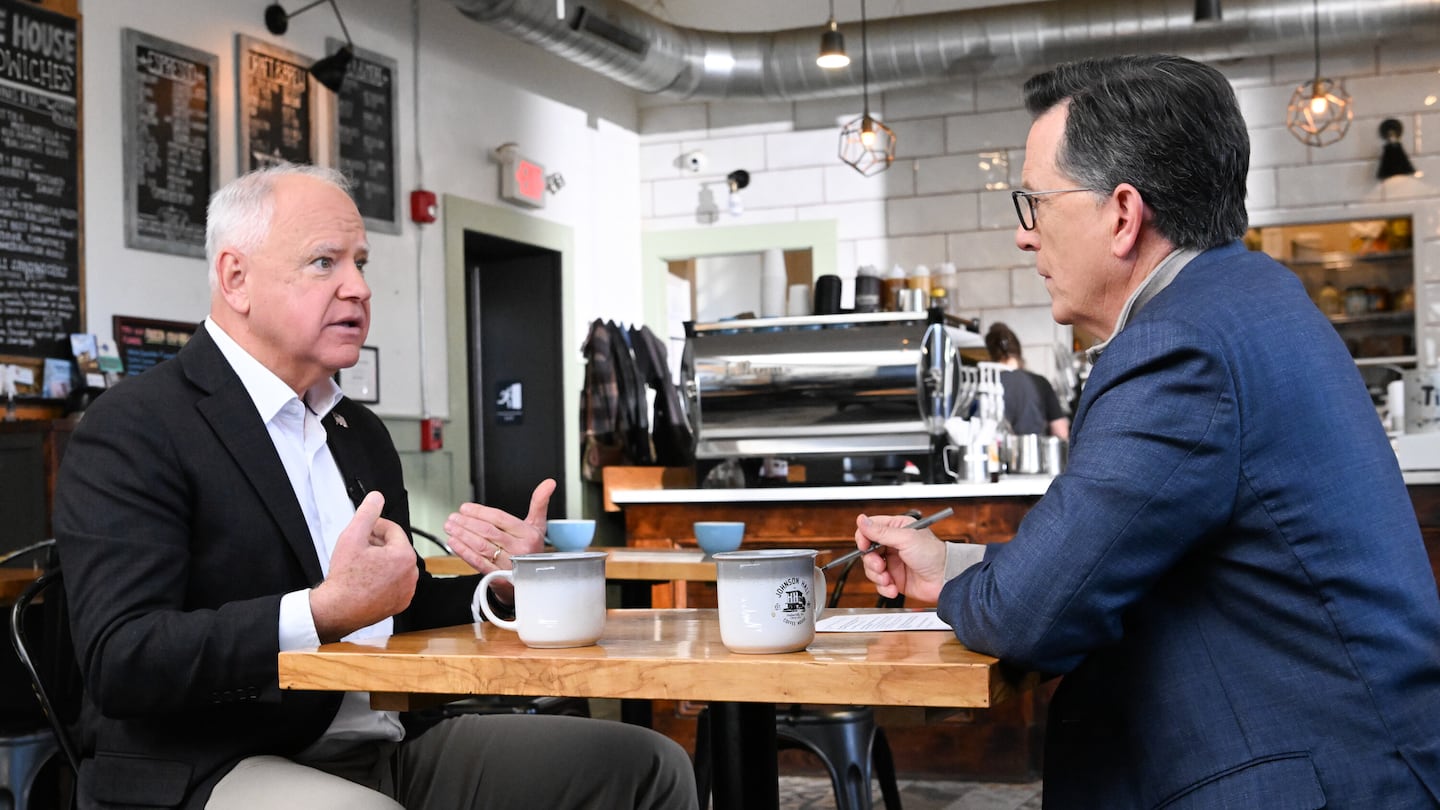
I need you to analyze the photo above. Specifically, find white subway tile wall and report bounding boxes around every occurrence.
[888,193,978,236]
[640,44,1440,376]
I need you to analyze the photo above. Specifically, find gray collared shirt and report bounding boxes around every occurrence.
[1085,247,1202,363]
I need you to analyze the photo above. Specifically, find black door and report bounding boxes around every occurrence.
[464,231,566,519]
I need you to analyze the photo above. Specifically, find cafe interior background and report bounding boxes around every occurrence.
[7,0,1440,549]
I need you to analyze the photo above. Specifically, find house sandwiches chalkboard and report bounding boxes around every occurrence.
[0,0,83,358]
[330,39,398,234]
[237,35,317,172]
[122,29,218,257]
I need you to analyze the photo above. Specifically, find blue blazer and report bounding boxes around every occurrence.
[939,243,1440,808]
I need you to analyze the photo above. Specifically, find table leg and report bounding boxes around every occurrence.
[708,701,777,810]
[619,580,655,727]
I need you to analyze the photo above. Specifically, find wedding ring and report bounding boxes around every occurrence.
[491,547,503,563]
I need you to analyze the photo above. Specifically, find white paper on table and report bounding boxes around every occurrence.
[816,611,952,632]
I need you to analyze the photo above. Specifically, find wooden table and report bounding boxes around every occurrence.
[424,548,719,729]
[279,608,1027,810]
[611,487,1052,781]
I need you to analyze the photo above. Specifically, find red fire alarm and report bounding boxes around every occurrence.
[420,417,443,452]
[410,189,437,223]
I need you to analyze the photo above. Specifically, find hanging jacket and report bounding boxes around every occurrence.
[629,324,693,467]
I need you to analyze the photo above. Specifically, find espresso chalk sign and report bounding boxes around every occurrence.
[237,35,317,172]
[331,39,398,234]
[122,29,217,257]
[0,1,82,358]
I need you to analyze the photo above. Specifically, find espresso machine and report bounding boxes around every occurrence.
[680,311,983,485]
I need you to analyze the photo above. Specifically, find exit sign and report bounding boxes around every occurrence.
[500,152,546,208]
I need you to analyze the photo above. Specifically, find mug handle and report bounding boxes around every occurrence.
[813,566,827,621]
[477,569,519,630]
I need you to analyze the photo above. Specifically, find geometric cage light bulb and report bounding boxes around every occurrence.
[1286,77,1353,147]
[839,114,896,176]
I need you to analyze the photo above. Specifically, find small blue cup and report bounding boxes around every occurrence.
[694,521,745,555]
[547,519,596,551]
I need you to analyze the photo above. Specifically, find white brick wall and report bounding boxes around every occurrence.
[640,46,1440,379]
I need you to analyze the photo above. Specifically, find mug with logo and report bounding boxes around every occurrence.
[712,549,826,654]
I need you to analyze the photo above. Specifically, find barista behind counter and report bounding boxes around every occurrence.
[985,322,1070,440]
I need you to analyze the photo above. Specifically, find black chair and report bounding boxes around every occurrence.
[6,540,80,809]
[693,555,904,810]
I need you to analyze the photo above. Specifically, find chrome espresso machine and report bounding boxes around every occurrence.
[680,311,984,486]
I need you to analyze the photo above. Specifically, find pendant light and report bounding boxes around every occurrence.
[838,0,895,176]
[817,0,849,69]
[1285,0,1352,147]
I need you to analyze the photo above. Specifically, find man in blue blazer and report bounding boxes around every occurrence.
[856,55,1440,808]
[54,165,694,809]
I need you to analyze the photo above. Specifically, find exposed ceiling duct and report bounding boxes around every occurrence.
[450,0,1440,100]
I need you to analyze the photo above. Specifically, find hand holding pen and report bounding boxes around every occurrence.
[827,506,954,570]
[848,506,955,603]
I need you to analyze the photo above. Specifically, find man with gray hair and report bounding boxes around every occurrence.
[55,164,695,809]
[855,55,1440,807]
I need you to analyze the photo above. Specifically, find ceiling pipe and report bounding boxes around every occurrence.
[449,0,1440,100]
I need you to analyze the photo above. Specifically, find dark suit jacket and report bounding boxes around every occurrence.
[939,243,1440,808]
[53,327,479,809]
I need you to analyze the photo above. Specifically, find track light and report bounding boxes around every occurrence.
[1194,0,1222,21]
[264,0,354,93]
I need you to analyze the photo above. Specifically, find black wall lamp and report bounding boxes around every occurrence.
[264,0,354,93]
[1378,118,1417,180]
[725,170,750,216]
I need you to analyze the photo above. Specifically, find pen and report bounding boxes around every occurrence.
[823,506,955,570]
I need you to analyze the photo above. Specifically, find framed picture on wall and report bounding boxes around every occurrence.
[236,34,319,172]
[328,38,400,234]
[121,29,218,257]
[338,345,379,403]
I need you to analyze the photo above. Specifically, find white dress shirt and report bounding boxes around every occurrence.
[204,319,404,757]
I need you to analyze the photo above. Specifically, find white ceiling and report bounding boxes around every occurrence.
[622,0,1037,32]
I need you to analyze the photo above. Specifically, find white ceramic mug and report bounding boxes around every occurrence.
[712,549,826,654]
[478,551,607,648]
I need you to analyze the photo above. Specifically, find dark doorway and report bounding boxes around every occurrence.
[463,231,565,519]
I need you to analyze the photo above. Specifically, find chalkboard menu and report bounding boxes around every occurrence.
[112,315,197,377]
[122,29,218,257]
[331,39,399,234]
[0,0,82,358]
[237,35,317,172]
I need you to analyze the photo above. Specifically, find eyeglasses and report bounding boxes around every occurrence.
[1011,188,1101,231]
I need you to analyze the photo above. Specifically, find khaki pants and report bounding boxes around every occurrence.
[207,714,697,810]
